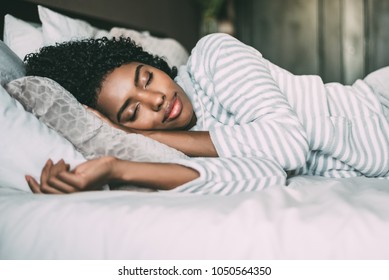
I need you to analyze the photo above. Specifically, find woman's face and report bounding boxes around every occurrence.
[96,63,195,131]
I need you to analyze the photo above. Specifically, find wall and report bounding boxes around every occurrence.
[235,0,389,84]
[24,0,202,51]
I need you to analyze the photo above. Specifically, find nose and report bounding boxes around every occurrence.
[137,90,165,111]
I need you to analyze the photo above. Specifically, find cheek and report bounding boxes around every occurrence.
[126,111,159,130]
[182,97,194,117]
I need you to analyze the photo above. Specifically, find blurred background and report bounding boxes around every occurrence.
[234,0,389,84]
[4,0,389,84]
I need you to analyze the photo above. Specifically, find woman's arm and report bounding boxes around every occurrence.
[144,130,218,157]
[26,157,199,194]
[187,33,309,170]
[86,106,217,157]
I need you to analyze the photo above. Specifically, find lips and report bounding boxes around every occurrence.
[163,93,182,123]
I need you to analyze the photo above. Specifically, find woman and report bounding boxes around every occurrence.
[24,33,389,195]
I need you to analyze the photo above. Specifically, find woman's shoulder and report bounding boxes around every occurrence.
[194,33,237,50]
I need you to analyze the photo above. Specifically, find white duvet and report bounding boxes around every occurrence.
[1,176,388,259]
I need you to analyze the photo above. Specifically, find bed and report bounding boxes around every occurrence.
[1,2,389,260]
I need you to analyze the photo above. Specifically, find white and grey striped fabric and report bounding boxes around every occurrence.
[171,33,389,195]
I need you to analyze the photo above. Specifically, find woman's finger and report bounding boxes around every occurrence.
[26,175,42,194]
[39,184,65,194]
[46,173,80,193]
[52,159,70,174]
[40,159,53,187]
[28,177,65,194]
[38,159,71,194]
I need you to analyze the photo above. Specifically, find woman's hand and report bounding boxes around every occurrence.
[26,157,116,194]
[26,157,199,194]
[26,159,70,194]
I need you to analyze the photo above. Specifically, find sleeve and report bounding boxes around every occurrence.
[166,156,286,195]
[188,33,309,171]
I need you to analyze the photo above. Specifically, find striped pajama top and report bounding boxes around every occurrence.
[169,33,389,195]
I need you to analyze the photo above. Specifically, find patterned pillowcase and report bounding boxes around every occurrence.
[5,76,188,163]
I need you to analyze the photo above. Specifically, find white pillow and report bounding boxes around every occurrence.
[38,5,110,46]
[1,35,85,192]
[3,14,44,60]
[0,85,86,192]
[0,40,25,86]
[38,5,188,67]
[109,27,189,67]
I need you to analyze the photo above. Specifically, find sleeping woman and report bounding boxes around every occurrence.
[24,33,389,195]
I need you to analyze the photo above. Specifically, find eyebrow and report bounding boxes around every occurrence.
[116,64,143,122]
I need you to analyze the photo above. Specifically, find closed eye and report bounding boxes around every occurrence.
[129,102,140,122]
[145,72,153,88]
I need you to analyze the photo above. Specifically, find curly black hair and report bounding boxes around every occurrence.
[24,37,178,107]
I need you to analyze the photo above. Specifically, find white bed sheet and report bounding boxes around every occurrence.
[0,176,388,259]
